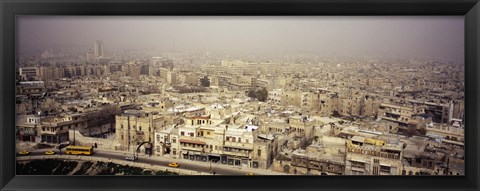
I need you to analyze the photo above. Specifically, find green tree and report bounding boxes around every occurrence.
[405,127,417,137]
[255,87,268,102]
[247,87,268,102]
[332,110,341,117]
[200,76,210,87]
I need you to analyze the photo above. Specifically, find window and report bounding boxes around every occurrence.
[139,126,142,131]
[351,161,365,168]
[373,166,379,175]
[257,149,261,157]
[190,133,194,137]
[238,138,241,143]
[181,132,185,136]
[172,149,176,155]
[156,135,160,142]
[172,137,177,143]
[207,132,210,135]
[380,165,391,173]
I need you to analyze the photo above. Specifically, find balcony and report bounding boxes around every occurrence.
[222,150,249,158]
[180,146,203,152]
[223,141,253,150]
[23,129,37,136]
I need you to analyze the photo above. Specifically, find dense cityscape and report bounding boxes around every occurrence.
[15,17,464,176]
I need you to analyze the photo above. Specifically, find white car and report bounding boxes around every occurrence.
[125,155,137,161]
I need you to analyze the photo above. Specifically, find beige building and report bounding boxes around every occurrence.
[379,103,423,126]
[289,136,346,175]
[16,113,85,144]
[344,136,403,175]
[288,115,317,138]
[114,110,166,153]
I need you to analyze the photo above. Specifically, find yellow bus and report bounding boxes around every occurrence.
[65,145,94,155]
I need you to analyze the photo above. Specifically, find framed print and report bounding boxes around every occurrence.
[1,0,479,191]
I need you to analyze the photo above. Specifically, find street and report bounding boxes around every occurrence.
[24,148,285,175]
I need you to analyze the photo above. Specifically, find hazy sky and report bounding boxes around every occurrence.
[17,16,464,60]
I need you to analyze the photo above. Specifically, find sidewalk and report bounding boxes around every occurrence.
[95,148,287,175]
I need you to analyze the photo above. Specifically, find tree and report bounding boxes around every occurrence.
[200,76,210,87]
[255,87,268,102]
[247,89,256,98]
[405,127,416,137]
[247,87,268,102]
[332,110,341,117]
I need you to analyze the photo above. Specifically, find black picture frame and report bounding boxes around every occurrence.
[1,0,479,191]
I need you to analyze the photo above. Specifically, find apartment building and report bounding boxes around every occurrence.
[290,136,346,175]
[114,110,165,153]
[344,136,403,175]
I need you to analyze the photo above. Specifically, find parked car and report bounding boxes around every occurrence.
[44,150,56,155]
[18,150,30,155]
[125,155,138,161]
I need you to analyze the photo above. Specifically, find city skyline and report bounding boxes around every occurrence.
[17,16,464,61]
[15,16,464,176]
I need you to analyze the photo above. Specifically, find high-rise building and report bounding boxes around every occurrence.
[94,40,104,58]
[87,49,95,62]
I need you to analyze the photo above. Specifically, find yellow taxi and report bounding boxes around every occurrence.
[44,150,55,155]
[245,172,255,176]
[18,150,30,155]
[168,162,180,168]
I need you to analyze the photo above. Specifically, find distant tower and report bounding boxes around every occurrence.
[94,40,104,58]
[87,49,95,62]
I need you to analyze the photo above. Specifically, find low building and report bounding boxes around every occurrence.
[114,110,165,153]
[345,135,403,175]
[290,136,346,175]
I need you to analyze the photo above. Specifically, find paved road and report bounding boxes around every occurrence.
[24,149,264,175]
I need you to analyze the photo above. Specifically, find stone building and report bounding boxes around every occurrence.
[290,136,346,175]
[114,110,165,153]
[344,136,403,175]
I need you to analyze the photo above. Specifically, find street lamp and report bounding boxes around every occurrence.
[73,126,76,146]
[209,160,213,174]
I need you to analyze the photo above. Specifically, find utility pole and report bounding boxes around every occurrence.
[209,160,213,174]
[73,126,76,146]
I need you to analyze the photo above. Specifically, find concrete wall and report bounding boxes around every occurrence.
[69,129,115,150]
[17,155,210,175]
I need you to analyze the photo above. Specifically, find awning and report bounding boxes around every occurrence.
[349,159,366,163]
[442,139,464,146]
[351,136,366,143]
[185,151,202,155]
[223,145,253,150]
[179,139,206,145]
